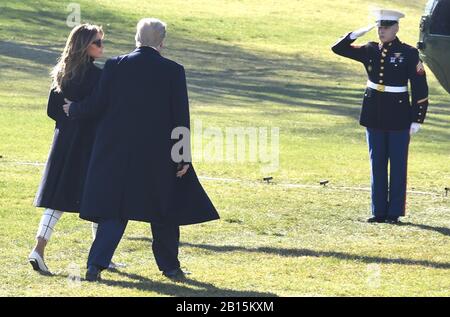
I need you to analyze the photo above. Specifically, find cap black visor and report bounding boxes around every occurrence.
[378,20,398,27]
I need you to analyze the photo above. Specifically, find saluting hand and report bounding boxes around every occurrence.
[63,98,73,116]
[350,24,377,40]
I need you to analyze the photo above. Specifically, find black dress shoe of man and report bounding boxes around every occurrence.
[163,268,191,280]
[367,216,386,223]
[86,265,102,282]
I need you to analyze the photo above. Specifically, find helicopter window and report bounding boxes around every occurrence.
[424,0,437,14]
[430,0,450,35]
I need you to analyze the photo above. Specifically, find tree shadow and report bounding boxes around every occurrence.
[6,33,449,142]
[49,268,277,296]
[399,222,450,237]
[0,6,65,37]
[1,39,366,120]
[165,37,364,119]
[100,269,277,297]
[2,1,449,142]
[126,237,450,270]
[0,40,60,66]
[0,0,368,122]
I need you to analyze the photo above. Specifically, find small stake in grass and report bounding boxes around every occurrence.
[320,180,329,187]
[263,177,273,184]
[445,187,449,197]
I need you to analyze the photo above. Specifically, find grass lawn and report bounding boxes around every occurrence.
[0,0,449,296]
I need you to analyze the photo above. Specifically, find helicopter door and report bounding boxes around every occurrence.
[429,0,450,35]
[418,0,450,93]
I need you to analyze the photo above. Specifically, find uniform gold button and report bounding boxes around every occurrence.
[381,66,384,70]
[383,49,388,53]
[419,113,422,115]
[381,59,385,63]
[399,100,403,103]
[389,42,392,46]
[379,80,383,84]
[379,73,384,77]
[382,53,386,57]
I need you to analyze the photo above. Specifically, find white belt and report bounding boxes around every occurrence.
[367,80,408,93]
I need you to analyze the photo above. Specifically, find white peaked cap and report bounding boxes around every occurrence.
[371,9,405,22]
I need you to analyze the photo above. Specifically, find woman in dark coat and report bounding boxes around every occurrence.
[28,24,106,273]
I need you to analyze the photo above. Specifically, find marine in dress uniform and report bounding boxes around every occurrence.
[331,9,429,223]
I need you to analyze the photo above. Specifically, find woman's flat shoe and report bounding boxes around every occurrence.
[28,250,50,273]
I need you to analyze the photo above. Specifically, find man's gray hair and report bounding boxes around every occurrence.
[135,18,167,48]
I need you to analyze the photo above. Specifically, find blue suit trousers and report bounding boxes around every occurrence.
[366,128,410,218]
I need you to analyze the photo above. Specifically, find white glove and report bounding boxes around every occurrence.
[349,24,376,40]
[410,123,421,135]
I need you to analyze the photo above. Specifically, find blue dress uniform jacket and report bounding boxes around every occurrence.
[332,34,429,130]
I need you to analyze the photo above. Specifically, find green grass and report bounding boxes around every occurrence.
[0,0,449,296]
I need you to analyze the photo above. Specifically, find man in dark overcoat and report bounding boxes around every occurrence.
[63,18,219,281]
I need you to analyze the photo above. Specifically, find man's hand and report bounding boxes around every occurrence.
[63,98,73,116]
[349,24,376,40]
[176,163,190,178]
[410,122,421,135]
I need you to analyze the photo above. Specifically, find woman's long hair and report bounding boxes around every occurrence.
[51,24,103,93]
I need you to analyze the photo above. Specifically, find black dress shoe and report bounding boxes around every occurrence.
[162,268,191,280]
[367,217,386,223]
[85,265,102,282]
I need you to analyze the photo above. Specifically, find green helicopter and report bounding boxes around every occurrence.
[418,0,450,93]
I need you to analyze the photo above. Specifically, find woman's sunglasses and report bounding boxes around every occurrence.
[91,39,104,48]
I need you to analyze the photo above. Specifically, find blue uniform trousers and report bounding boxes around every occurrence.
[366,128,410,218]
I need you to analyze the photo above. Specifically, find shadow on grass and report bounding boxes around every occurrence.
[399,222,450,237]
[0,40,60,66]
[126,237,450,270]
[3,35,449,142]
[96,269,277,297]
[49,269,276,296]
[2,1,449,141]
[0,1,381,122]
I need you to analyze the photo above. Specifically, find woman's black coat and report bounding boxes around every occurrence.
[34,63,101,212]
